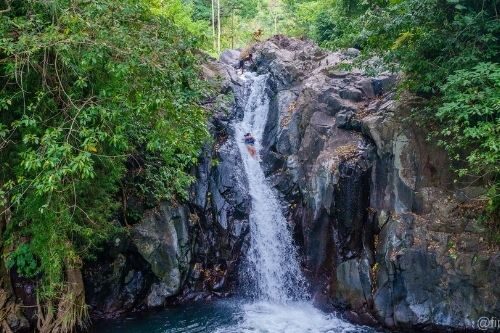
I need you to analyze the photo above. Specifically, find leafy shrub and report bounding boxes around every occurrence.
[6,244,39,278]
[436,62,500,179]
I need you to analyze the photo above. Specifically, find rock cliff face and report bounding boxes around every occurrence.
[80,36,498,332]
[236,36,499,331]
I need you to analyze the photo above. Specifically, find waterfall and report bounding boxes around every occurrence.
[92,72,377,333]
[217,72,369,333]
[235,73,307,302]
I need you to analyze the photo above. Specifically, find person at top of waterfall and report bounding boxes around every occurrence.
[244,133,257,158]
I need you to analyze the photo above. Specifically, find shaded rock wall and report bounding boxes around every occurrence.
[84,203,195,316]
[186,79,251,297]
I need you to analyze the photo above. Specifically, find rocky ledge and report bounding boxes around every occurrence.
[82,58,252,317]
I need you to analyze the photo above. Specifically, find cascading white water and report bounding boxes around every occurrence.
[235,73,307,302]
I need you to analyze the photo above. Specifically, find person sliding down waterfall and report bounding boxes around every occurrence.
[244,133,257,158]
[238,53,253,74]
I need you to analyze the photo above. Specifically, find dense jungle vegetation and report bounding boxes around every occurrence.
[0,0,498,331]
[0,0,209,331]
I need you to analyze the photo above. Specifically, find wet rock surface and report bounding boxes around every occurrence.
[133,203,191,306]
[184,56,251,299]
[84,235,157,317]
[84,203,195,317]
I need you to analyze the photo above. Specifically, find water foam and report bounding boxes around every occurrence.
[235,73,307,302]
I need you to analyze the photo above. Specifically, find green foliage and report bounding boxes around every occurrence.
[484,183,500,243]
[6,243,39,278]
[281,0,331,38]
[186,0,283,52]
[0,0,208,302]
[436,62,500,178]
[359,0,499,94]
[281,0,366,45]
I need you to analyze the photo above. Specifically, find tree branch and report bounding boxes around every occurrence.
[0,0,11,14]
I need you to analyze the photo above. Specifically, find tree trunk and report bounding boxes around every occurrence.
[0,0,11,14]
[36,266,88,333]
[231,9,234,49]
[211,0,216,51]
[217,0,221,54]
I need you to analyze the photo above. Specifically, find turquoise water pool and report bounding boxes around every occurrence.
[90,299,380,333]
